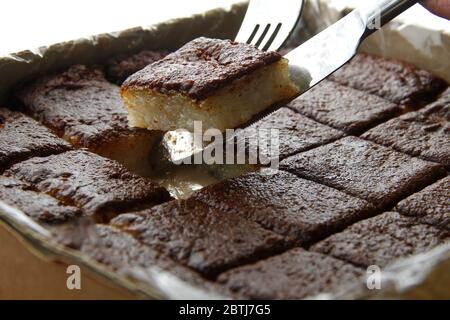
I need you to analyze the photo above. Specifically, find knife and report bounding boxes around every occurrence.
[286,0,418,93]
[164,0,418,166]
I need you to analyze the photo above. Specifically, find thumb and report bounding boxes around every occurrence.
[422,0,450,19]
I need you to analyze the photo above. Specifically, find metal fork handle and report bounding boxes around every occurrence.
[359,0,418,39]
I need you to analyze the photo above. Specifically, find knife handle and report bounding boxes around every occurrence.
[358,0,418,38]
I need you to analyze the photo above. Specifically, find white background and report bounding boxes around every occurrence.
[1,0,448,56]
[0,0,241,55]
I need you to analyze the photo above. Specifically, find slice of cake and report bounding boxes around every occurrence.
[217,249,363,299]
[110,197,289,277]
[0,107,70,173]
[330,53,447,107]
[280,137,445,208]
[192,170,375,245]
[288,80,401,135]
[362,88,450,168]
[53,224,229,298]
[5,150,172,221]
[311,212,449,268]
[396,177,450,231]
[121,37,300,132]
[16,65,162,176]
[106,50,169,84]
[0,176,81,223]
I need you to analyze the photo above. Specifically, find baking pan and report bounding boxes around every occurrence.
[0,0,448,299]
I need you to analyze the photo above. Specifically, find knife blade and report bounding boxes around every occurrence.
[163,0,418,166]
[286,0,418,94]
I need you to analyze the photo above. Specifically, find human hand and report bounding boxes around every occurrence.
[422,0,450,19]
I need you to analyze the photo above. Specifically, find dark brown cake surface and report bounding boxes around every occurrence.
[110,197,289,277]
[0,108,70,172]
[192,170,375,245]
[330,53,447,106]
[288,80,401,134]
[217,248,363,299]
[312,212,449,268]
[121,37,282,100]
[238,107,344,160]
[16,65,154,151]
[54,223,226,297]
[0,176,80,223]
[396,177,449,231]
[106,50,169,84]
[5,150,171,218]
[280,137,445,208]
[362,88,450,167]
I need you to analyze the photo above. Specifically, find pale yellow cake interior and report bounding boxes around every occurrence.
[121,58,299,132]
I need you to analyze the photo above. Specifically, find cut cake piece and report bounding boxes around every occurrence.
[16,65,162,176]
[121,37,299,132]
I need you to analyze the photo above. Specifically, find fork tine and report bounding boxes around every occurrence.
[246,24,260,44]
[265,25,292,52]
[235,0,304,52]
[253,24,271,49]
[261,23,282,51]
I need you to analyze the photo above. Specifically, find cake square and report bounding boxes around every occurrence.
[280,137,445,208]
[5,150,171,220]
[16,65,162,176]
[0,108,70,172]
[53,224,227,297]
[110,197,289,277]
[192,170,375,245]
[217,248,363,299]
[330,53,447,106]
[238,107,344,160]
[106,50,169,84]
[362,88,450,168]
[120,37,299,132]
[396,177,449,231]
[311,212,449,268]
[288,80,401,134]
[0,176,80,223]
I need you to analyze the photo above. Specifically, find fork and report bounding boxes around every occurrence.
[235,0,305,51]
[159,0,305,164]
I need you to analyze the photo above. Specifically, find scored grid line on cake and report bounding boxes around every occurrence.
[15,65,163,176]
[279,136,446,209]
[190,170,377,246]
[4,150,172,221]
[395,176,450,231]
[362,87,450,169]
[287,80,403,135]
[311,211,450,268]
[110,197,291,278]
[0,107,71,173]
[3,45,450,300]
[330,53,447,107]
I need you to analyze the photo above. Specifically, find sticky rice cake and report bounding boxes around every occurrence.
[396,177,450,231]
[311,212,450,268]
[217,249,363,300]
[4,150,172,221]
[362,88,450,168]
[280,137,445,208]
[191,170,376,245]
[330,53,447,106]
[121,37,299,132]
[106,50,169,84]
[0,176,81,223]
[0,107,70,173]
[16,65,162,176]
[110,197,289,277]
[288,80,401,134]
